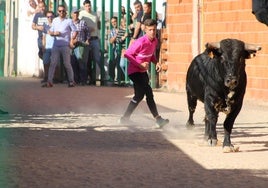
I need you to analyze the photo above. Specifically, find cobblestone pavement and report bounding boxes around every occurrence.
[0,78,267,188]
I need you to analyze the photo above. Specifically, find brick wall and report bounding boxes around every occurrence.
[163,0,268,101]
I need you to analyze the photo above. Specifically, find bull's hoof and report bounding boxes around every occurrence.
[186,122,195,129]
[223,145,240,153]
[207,139,218,146]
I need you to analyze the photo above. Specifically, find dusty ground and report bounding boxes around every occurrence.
[0,77,268,188]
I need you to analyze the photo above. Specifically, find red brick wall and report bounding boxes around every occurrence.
[164,0,268,101]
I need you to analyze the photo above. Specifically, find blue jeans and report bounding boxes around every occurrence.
[48,46,74,83]
[43,49,52,65]
[109,49,120,81]
[120,57,127,75]
[119,57,132,84]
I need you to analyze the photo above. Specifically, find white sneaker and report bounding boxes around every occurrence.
[118,117,134,125]
[156,117,169,128]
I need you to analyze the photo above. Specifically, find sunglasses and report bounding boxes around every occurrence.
[47,16,53,18]
[58,10,66,13]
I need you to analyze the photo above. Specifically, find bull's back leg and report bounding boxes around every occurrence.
[186,91,197,128]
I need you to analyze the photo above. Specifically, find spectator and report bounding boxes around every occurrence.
[121,6,126,17]
[116,17,132,85]
[32,1,47,60]
[43,5,78,88]
[108,16,119,82]
[41,10,54,84]
[70,8,91,86]
[130,0,143,41]
[121,5,133,18]
[27,0,38,17]
[140,2,155,34]
[79,0,101,85]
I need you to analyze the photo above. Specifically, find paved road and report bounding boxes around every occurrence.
[0,78,268,187]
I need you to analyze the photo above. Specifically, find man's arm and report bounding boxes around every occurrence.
[109,29,117,44]
[132,21,141,39]
[32,22,44,31]
[32,14,44,31]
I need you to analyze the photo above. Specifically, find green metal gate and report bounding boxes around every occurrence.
[0,2,5,77]
[46,0,159,87]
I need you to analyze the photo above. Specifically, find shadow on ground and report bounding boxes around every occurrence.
[0,78,267,187]
[0,127,268,188]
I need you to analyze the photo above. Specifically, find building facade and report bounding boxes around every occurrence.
[162,0,268,101]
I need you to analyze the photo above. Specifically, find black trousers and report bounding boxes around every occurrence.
[124,72,159,118]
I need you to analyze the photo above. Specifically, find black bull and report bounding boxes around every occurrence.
[186,39,261,151]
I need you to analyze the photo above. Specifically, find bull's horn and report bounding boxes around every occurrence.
[206,42,220,49]
[245,43,262,51]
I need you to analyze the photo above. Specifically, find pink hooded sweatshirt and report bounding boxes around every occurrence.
[124,35,158,75]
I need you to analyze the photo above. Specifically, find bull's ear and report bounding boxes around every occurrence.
[205,48,221,59]
[205,42,220,50]
[205,42,221,59]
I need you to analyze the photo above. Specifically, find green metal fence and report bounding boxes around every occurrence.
[43,0,156,88]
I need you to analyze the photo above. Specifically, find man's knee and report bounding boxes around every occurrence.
[134,94,144,103]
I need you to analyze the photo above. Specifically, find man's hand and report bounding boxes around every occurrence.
[36,25,44,31]
[54,31,60,36]
[156,62,162,72]
[70,38,77,49]
[140,62,149,70]
[48,31,60,36]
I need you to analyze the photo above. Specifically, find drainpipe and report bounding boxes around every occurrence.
[125,0,130,84]
[192,0,199,57]
[4,0,10,76]
[150,0,156,88]
[116,0,123,84]
[100,0,105,85]
[108,0,113,79]
[199,0,203,53]
[5,0,15,76]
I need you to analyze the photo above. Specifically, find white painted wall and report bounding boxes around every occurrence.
[17,0,42,77]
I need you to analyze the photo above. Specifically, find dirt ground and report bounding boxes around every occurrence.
[0,77,268,188]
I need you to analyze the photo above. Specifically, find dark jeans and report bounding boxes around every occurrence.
[109,53,124,82]
[87,38,101,84]
[37,37,43,60]
[71,46,89,84]
[128,72,159,117]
